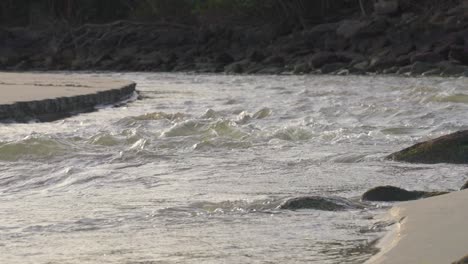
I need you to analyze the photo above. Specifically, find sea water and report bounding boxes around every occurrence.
[0,73,466,263]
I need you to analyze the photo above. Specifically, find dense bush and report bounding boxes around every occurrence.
[0,0,463,27]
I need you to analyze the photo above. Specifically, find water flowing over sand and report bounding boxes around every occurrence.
[0,73,467,263]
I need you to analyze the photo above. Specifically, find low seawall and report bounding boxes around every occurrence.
[0,73,136,122]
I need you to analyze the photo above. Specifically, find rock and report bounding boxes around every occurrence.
[353,61,369,71]
[293,63,311,74]
[214,52,234,65]
[256,66,283,75]
[362,186,447,202]
[337,20,369,39]
[461,181,468,190]
[264,55,285,66]
[224,62,243,74]
[388,130,468,164]
[374,0,399,15]
[410,62,436,75]
[248,50,266,63]
[279,196,364,211]
[453,254,468,264]
[410,52,444,64]
[438,61,468,76]
[309,52,339,68]
[321,62,347,74]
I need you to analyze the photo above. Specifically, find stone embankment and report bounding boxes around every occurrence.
[0,73,136,122]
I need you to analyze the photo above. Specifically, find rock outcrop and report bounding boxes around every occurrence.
[388,130,468,164]
[362,186,447,202]
[279,196,365,211]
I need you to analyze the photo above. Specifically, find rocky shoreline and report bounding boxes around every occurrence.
[1,4,467,77]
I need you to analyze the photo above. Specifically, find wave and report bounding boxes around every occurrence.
[0,136,71,161]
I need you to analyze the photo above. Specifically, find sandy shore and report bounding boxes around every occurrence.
[366,189,468,264]
[0,72,136,121]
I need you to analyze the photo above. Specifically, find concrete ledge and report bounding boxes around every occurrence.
[0,72,136,122]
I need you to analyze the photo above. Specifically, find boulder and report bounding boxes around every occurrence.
[293,63,311,74]
[321,62,347,74]
[410,52,444,64]
[337,20,369,39]
[388,130,468,164]
[410,62,436,75]
[310,52,339,68]
[453,254,468,264]
[279,196,365,211]
[374,0,399,15]
[461,180,468,190]
[224,62,244,74]
[362,186,447,202]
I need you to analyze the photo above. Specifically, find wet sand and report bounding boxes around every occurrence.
[366,189,468,264]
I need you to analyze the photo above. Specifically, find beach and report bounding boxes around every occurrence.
[367,189,468,264]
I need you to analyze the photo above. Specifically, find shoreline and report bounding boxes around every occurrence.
[366,189,468,264]
[0,72,136,122]
[1,3,466,77]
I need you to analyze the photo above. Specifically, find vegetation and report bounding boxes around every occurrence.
[0,0,436,28]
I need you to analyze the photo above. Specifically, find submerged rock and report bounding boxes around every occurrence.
[279,196,365,211]
[362,186,447,202]
[387,130,468,164]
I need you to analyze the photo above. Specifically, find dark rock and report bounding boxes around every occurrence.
[337,20,369,39]
[214,52,234,65]
[279,196,365,211]
[264,55,285,66]
[438,61,468,76]
[256,66,283,75]
[362,186,448,202]
[293,63,311,74]
[353,61,369,71]
[388,130,468,164]
[248,50,266,63]
[453,254,468,264]
[321,62,347,74]
[369,56,397,70]
[310,52,339,68]
[410,62,436,75]
[461,181,468,190]
[410,52,444,64]
[374,0,399,15]
[224,62,244,74]
[449,45,468,65]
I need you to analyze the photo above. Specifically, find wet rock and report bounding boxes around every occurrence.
[224,62,244,74]
[388,130,468,164]
[461,181,468,190]
[410,62,436,75]
[453,254,468,264]
[438,61,468,76]
[248,50,266,63]
[293,63,311,74]
[410,52,444,64]
[374,0,399,15]
[214,52,234,65]
[279,196,364,211]
[337,20,369,39]
[309,52,339,68]
[362,186,448,202]
[321,62,347,74]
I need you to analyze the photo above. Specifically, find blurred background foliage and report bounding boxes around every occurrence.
[0,0,462,27]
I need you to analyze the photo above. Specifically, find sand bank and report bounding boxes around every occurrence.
[0,72,136,122]
[366,189,468,264]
